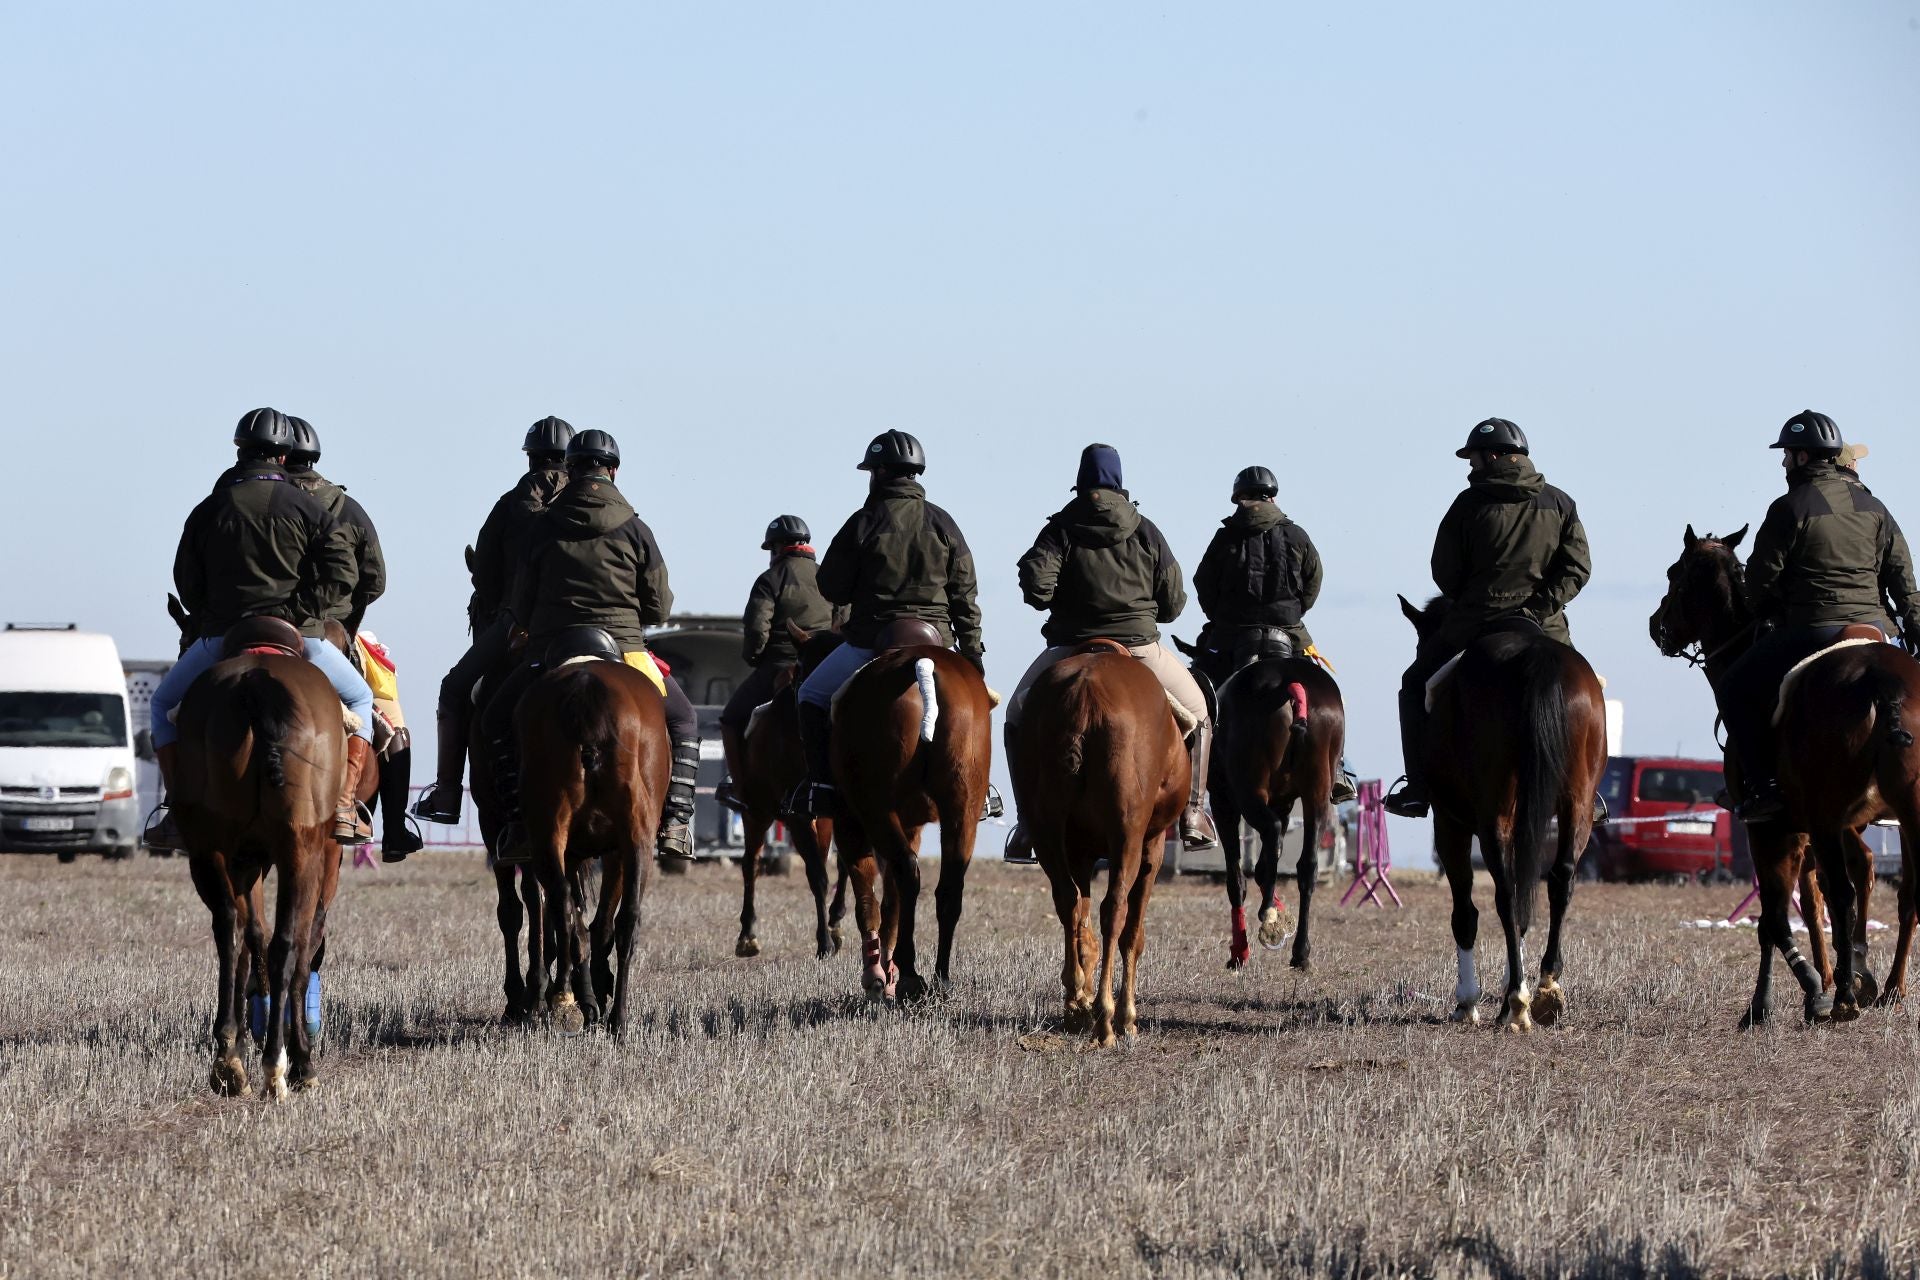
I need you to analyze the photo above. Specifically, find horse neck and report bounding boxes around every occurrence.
[1697,588,1753,684]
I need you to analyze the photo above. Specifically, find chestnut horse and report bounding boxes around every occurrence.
[515,659,671,1034]
[732,678,850,960]
[173,638,346,1099]
[1011,642,1187,1045]
[1651,525,1920,1025]
[1173,636,1345,972]
[791,624,993,1001]
[1399,597,1607,1031]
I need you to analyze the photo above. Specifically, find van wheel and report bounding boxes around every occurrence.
[57,850,78,865]
[104,844,135,862]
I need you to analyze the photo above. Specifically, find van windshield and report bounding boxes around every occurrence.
[1637,767,1720,805]
[0,692,128,748]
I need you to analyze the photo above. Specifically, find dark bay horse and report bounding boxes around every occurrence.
[1399,597,1607,1032]
[1173,636,1345,972]
[173,641,346,1099]
[732,679,849,960]
[792,624,993,1001]
[1651,525,1920,1025]
[1012,642,1188,1045]
[515,659,671,1035]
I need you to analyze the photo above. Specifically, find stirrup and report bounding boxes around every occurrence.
[1002,823,1037,864]
[142,805,186,853]
[1381,776,1429,819]
[783,781,834,821]
[1736,783,1786,825]
[410,784,463,825]
[656,820,693,860]
[714,778,748,816]
[1592,792,1609,826]
[980,783,1005,821]
[1330,772,1357,805]
[1180,809,1220,852]
[494,820,531,866]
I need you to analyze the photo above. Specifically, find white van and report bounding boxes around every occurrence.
[0,625,141,860]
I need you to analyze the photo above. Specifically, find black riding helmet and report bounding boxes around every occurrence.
[1232,465,1278,499]
[233,407,296,453]
[285,415,321,466]
[567,428,620,468]
[762,514,811,550]
[857,430,926,475]
[1455,417,1529,458]
[524,415,574,455]
[1771,410,1844,454]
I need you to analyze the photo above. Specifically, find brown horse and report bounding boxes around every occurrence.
[514,659,671,1034]
[1399,597,1607,1032]
[791,624,993,1001]
[1651,526,1920,1025]
[1174,636,1345,972]
[173,639,346,1098]
[1012,642,1187,1045]
[732,678,850,960]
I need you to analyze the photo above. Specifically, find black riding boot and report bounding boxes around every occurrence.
[379,745,424,862]
[1001,722,1035,863]
[658,739,699,859]
[1733,742,1785,824]
[411,711,468,824]
[784,701,836,820]
[490,737,530,865]
[1383,687,1432,818]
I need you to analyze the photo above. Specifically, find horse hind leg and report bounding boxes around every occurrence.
[1846,829,1879,1006]
[1477,822,1532,1034]
[1244,801,1289,953]
[1531,801,1585,1027]
[1213,788,1250,971]
[1881,820,1919,1010]
[1114,830,1161,1039]
[1092,830,1138,1047]
[1045,853,1093,1033]
[736,815,768,958]
[1434,817,1480,1024]
[190,854,250,1097]
[495,867,529,1023]
[1289,796,1318,972]
[1810,829,1862,1022]
[262,840,321,1101]
[796,819,837,959]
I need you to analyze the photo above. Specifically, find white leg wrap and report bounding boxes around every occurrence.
[1456,945,1481,1005]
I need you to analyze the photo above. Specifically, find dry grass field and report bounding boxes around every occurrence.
[3,851,1918,1279]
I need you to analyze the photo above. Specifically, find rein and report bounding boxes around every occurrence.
[1679,620,1756,671]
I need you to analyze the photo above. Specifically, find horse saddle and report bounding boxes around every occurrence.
[221,616,305,659]
[543,625,622,667]
[1223,624,1294,670]
[873,618,944,651]
[1422,616,1548,712]
[1770,624,1895,727]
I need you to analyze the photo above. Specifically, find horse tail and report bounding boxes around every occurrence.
[913,658,940,744]
[1511,643,1572,935]
[1875,667,1916,751]
[553,668,620,778]
[234,667,298,789]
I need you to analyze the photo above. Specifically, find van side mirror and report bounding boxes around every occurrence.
[134,729,154,761]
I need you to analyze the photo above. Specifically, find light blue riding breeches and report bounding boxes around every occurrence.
[797,643,877,711]
[149,635,376,748]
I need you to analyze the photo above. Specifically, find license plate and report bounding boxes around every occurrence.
[23,816,75,832]
[1666,820,1713,836]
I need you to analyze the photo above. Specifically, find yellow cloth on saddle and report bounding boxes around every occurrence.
[622,650,667,696]
[355,635,400,702]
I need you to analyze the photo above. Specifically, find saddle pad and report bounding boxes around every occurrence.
[1771,637,1889,727]
[555,651,667,697]
[1424,652,1465,712]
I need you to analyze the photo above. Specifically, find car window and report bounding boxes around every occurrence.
[1599,760,1630,807]
[1637,767,1720,804]
[0,692,128,748]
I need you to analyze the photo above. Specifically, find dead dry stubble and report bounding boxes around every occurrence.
[2,853,1918,1279]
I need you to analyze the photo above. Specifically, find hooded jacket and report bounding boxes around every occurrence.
[1018,489,1186,646]
[509,474,672,648]
[1747,460,1920,630]
[472,467,568,625]
[818,476,983,657]
[173,461,356,640]
[1431,456,1589,639]
[743,550,841,666]
[288,469,386,630]
[1194,500,1323,629]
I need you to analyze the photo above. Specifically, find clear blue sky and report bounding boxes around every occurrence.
[4,4,1916,859]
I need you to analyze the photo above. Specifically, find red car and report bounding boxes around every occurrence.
[1583,756,1733,881]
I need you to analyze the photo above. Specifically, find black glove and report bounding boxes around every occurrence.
[1902,617,1920,658]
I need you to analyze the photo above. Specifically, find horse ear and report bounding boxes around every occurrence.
[1397,594,1421,626]
[1683,524,1698,549]
[1171,635,1198,658]
[785,619,813,646]
[1724,523,1749,551]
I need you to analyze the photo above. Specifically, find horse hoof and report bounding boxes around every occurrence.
[1833,998,1862,1024]
[549,993,585,1036]
[1499,1011,1533,1035]
[897,973,930,1004]
[736,936,761,959]
[1853,971,1880,1006]
[1805,991,1835,1023]
[1063,1005,1093,1034]
[1449,1002,1480,1025]
[1257,907,1288,950]
[1288,954,1311,973]
[209,1057,249,1097]
[292,1073,320,1094]
[1874,985,1905,1009]
[266,1067,290,1103]
[1738,1008,1765,1031]
[1531,978,1565,1026]
[829,926,843,953]
[1225,955,1245,973]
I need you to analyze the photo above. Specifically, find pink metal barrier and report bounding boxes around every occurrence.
[1339,779,1401,908]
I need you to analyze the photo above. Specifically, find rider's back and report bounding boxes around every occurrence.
[1432,455,1589,635]
[1019,490,1183,646]
[1747,461,1919,629]
[176,462,350,639]
[745,554,837,666]
[1195,500,1319,630]
[818,475,979,653]
[472,467,567,625]
[513,475,672,647]
[289,471,386,625]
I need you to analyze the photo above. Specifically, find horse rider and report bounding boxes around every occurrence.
[1003,443,1220,854]
[1713,411,1920,823]
[282,415,422,858]
[143,408,378,850]
[714,514,842,814]
[785,430,986,819]
[1190,464,1355,806]
[412,416,572,826]
[1383,418,1595,820]
[482,429,703,861]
